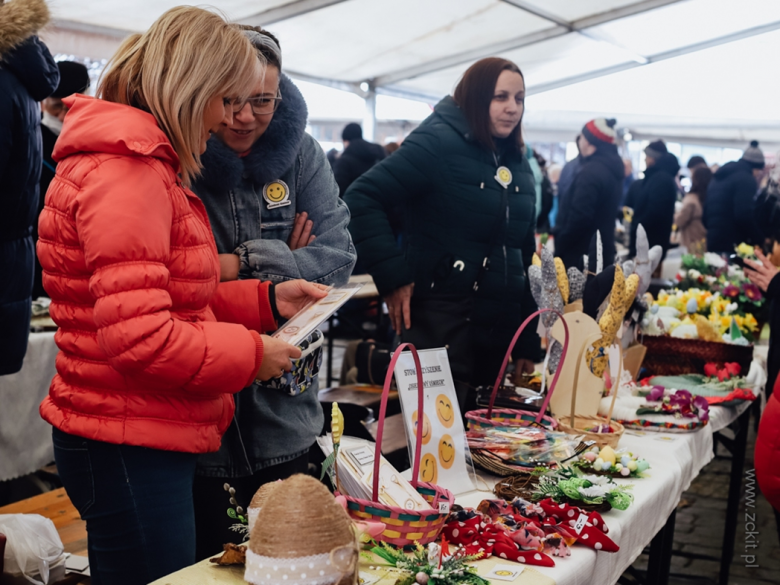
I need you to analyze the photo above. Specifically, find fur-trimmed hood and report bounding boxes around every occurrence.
[199,73,308,191]
[0,0,50,57]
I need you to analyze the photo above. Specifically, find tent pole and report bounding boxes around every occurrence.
[363,84,377,142]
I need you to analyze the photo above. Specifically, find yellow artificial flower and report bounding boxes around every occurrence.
[331,402,344,446]
[737,243,754,257]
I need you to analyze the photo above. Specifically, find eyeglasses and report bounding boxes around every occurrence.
[227,90,283,116]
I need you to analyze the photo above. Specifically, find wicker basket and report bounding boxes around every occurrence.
[471,449,542,477]
[556,334,624,449]
[557,415,624,449]
[641,335,753,376]
[466,309,569,431]
[492,474,612,513]
[341,343,454,547]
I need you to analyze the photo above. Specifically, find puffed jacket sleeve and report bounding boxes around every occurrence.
[236,135,356,285]
[209,280,277,332]
[77,158,262,394]
[345,126,438,296]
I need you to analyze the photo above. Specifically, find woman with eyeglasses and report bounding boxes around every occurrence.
[37,8,327,583]
[190,26,356,559]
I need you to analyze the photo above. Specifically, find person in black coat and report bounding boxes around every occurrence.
[0,0,59,375]
[34,60,91,300]
[704,141,765,254]
[628,140,680,259]
[554,118,623,271]
[333,122,386,196]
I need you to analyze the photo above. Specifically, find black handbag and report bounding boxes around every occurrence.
[355,340,392,385]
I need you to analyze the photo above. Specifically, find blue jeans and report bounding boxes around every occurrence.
[52,428,199,585]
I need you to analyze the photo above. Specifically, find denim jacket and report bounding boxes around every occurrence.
[192,74,356,477]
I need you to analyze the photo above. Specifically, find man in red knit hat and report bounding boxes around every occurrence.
[553,118,623,271]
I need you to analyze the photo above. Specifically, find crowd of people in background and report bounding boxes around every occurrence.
[4,1,780,583]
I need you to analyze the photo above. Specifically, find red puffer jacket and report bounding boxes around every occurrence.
[756,382,780,510]
[38,95,276,453]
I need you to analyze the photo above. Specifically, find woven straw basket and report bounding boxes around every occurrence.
[466,308,569,432]
[641,335,753,376]
[341,343,454,547]
[556,332,624,449]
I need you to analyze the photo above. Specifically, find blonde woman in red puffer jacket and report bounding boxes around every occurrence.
[36,8,326,584]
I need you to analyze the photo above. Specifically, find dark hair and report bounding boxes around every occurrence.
[687,155,706,170]
[690,166,713,204]
[237,25,282,70]
[453,57,524,152]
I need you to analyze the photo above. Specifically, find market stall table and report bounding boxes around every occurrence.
[150,401,752,585]
[0,331,58,482]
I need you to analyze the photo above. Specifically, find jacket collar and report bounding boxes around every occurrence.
[53,95,179,171]
[198,73,308,192]
[434,95,472,140]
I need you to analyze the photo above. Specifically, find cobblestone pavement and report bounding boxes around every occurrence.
[626,417,780,584]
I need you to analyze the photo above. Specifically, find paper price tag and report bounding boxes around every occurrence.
[487,564,525,581]
[438,502,451,514]
[345,445,374,468]
[573,513,589,535]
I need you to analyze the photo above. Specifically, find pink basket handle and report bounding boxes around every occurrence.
[371,343,425,501]
[487,308,570,424]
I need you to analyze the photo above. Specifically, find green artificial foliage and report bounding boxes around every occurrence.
[368,540,490,585]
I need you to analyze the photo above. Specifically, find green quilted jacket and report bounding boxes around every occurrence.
[345,96,541,361]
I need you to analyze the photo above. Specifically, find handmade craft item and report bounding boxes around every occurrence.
[245,474,359,585]
[634,224,663,296]
[532,467,633,511]
[440,497,618,568]
[586,265,638,377]
[573,446,650,478]
[549,312,604,418]
[368,540,489,585]
[247,482,280,533]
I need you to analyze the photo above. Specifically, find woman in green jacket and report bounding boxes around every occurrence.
[345,57,541,410]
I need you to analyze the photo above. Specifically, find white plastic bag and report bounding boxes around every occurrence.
[0,514,65,585]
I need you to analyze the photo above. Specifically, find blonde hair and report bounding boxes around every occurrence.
[98,6,263,185]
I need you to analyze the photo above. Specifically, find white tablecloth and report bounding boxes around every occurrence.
[455,401,751,585]
[0,332,58,481]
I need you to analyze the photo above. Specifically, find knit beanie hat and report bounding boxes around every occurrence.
[52,61,90,98]
[644,140,667,161]
[741,140,765,169]
[341,122,362,141]
[581,118,617,146]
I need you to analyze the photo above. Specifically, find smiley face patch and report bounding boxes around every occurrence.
[262,179,291,209]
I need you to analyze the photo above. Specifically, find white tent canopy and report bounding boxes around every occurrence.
[41,0,780,147]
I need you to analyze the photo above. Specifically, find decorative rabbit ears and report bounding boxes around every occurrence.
[634,224,663,296]
[531,248,586,305]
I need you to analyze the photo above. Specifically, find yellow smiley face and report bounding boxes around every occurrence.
[495,570,514,576]
[265,181,287,203]
[438,434,455,469]
[435,394,455,428]
[419,453,438,484]
[497,168,511,184]
[411,411,432,445]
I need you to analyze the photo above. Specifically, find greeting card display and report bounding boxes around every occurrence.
[393,348,476,496]
[272,283,362,346]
